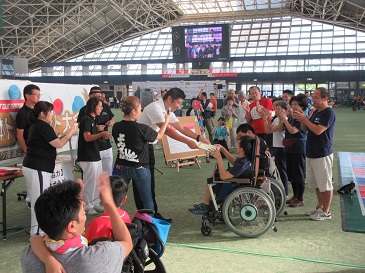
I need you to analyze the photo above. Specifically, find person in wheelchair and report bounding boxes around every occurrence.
[189,135,254,215]
[85,175,131,242]
[236,123,269,173]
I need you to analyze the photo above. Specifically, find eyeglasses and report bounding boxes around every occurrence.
[30,94,42,97]
[311,96,322,100]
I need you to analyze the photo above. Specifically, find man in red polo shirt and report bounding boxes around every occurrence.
[244,86,273,142]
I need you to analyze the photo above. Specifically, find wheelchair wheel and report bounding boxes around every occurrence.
[222,187,275,238]
[201,225,212,236]
[267,177,286,217]
[145,248,167,273]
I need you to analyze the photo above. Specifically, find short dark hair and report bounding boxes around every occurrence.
[89,86,102,95]
[201,92,207,98]
[290,93,308,110]
[238,135,254,158]
[163,88,186,101]
[236,123,256,135]
[210,93,215,96]
[248,86,261,93]
[86,97,102,115]
[23,84,40,100]
[283,89,293,96]
[316,87,330,99]
[29,101,54,123]
[110,175,128,207]
[35,181,82,240]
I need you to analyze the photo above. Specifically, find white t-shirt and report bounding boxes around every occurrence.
[138,99,179,132]
[238,100,250,124]
[272,117,285,148]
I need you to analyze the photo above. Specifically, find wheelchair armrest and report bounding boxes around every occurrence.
[137,209,155,215]
[222,177,251,183]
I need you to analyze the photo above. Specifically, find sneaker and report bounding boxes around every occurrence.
[206,157,211,163]
[286,196,297,204]
[310,211,332,221]
[85,208,98,215]
[189,203,209,215]
[26,201,31,209]
[289,199,304,207]
[93,204,105,212]
[305,207,322,216]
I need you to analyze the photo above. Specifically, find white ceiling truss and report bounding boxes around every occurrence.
[1,0,364,71]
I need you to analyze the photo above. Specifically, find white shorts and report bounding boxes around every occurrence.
[306,154,334,192]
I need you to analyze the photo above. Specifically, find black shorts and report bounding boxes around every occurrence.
[211,111,216,118]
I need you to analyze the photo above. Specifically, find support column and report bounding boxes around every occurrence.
[101,65,108,76]
[64,66,71,76]
[82,65,89,76]
[141,64,147,75]
[41,66,54,76]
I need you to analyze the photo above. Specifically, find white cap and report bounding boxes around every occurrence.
[154,92,158,95]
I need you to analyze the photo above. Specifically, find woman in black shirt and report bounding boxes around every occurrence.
[22,101,77,235]
[112,96,170,210]
[78,97,112,215]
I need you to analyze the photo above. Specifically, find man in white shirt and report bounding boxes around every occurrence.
[138,88,210,222]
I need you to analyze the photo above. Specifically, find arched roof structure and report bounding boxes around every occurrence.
[1,0,365,71]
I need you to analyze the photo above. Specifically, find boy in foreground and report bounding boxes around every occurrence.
[21,173,132,273]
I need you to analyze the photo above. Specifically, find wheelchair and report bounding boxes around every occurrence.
[89,210,167,273]
[195,138,286,238]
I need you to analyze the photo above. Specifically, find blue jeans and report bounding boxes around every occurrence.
[113,162,154,210]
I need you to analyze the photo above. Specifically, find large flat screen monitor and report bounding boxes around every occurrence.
[172,24,230,62]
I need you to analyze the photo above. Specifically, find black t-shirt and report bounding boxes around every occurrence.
[77,115,101,162]
[23,120,58,173]
[77,102,114,151]
[16,104,32,142]
[112,120,157,167]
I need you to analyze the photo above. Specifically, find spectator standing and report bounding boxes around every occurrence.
[198,91,214,143]
[282,89,293,104]
[223,89,240,108]
[237,91,250,125]
[305,91,312,108]
[112,96,170,211]
[244,86,274,143]
[78,87,115,175]
[262,100,290,196]
[16,84,41,207]
[78,97,112,215]
[209,93,217,126]
[22,101,77,235]
[279,95,308,207]
[221,96,238,151]
[293,87,336,220]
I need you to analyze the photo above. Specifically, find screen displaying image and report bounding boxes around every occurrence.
[184,26,223,59]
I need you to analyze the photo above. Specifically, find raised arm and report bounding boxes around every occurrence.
[155,113,171,140]
[98,173,133,257]
[210,148,234,180]
[49,127,78,149]
[292,110,328,135]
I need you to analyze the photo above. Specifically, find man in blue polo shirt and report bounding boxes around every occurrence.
[293,87,336,221]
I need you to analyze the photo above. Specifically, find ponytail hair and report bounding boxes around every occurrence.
[120,96,140,116]
[29,101,54,123]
